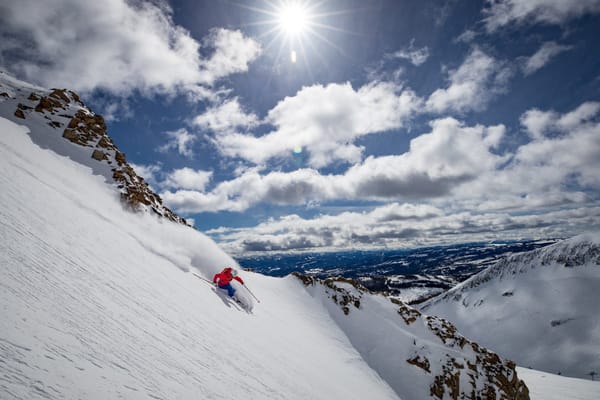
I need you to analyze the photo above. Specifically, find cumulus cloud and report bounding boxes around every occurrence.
[453,101,600,211]
[426,48,512,114]
[522,41,573,76]
[483,0,600,32]
[210,81,423,168]
[345,118,506,199]
[515,102,600,188]
[198,28,262,86]
[158,128,197,158]
[157,102,600,253]
[193,98,259,133]
[161,118,506,212]
[520,102,600,139]
[0,0,261,95]
[162,168,213,191]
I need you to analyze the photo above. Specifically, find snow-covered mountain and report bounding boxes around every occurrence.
[421,234,600,380]
[2,70,599,399]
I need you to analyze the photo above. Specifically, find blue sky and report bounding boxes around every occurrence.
[1,0,600,254]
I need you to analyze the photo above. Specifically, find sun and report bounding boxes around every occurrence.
[277,3,309,36]
[240,0,349,67]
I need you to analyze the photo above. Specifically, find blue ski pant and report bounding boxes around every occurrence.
[218,283,236,297]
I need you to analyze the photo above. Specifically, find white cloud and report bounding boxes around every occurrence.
[455,30,478,43]
[515,102,600,188]
[159,103,600,252]
[483,0,600,32]
[161,118,506,212]
[522,41,573,76]
[519,108,558,140]
[211,81,423,168]
[193,98,259,133]
[162,168,213,191]
[344,118,506,199]
[426,48,512,114]
[454,101,600,210]
[198,28,262,86]
[520,102,600,139]
[388,40,430,66]
[0,1,261,95]
[209,203,600,254]
[158,128,197,158]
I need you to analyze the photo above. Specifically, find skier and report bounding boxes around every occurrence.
[213,267,244,298]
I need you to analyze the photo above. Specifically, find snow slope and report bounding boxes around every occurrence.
[0,117,399,399]
[516,368,600,400]
[421,235,600,379]
[2,71,599,399]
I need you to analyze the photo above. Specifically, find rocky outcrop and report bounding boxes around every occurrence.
[7,84,189,226]
[294,273,530,400]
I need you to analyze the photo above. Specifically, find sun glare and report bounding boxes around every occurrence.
[278,3,309,35]
[242,0,348,68]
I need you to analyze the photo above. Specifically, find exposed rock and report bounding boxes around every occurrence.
[294,273,530,400]
[423,315,529,400]
[393,300,421,325]
[62,129,78,142]
[10,84,190,227]
[407,355,431,373]
[35,95,63,113]
[291,272,316,286]
[91,150,108,161]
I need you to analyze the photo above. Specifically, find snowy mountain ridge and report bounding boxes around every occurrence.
[423,233,600,303]
[421,234,600,379]
[0,70,187,225]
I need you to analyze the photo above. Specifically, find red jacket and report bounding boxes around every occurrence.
[213,268,244,286]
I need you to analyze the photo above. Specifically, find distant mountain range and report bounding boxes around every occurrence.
[237,239,558,303]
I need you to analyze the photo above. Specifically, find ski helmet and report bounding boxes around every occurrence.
[231,269,238,277]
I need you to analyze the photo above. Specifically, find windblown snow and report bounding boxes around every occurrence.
[2,71,600,399]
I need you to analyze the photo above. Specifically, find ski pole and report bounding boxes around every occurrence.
[192,272,215,285]
[243,284,260,303]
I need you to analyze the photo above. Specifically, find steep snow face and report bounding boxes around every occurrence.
[0,117,400,399]
[296,276,529,400]
[421,235,600,379]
